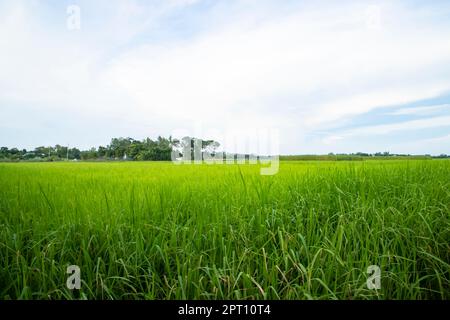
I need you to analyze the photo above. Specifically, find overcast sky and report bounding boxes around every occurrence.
[1,0,450,154]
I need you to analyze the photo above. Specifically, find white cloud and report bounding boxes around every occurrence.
[387,104,450,116]
[1,0,450,153]
[103,0,450,131]
[387,133,450,155]
[325,115,450,138]
[322,135,344,145]
[304,85,450,129]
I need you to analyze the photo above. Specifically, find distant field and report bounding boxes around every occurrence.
[279,155,433,161]
[0,160,449,299]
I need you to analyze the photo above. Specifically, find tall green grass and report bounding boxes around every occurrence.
[0,160,449,299]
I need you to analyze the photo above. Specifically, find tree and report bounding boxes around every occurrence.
[109,137,134,159]
[80,147,98,160]
[0,147,9,158]
[98,146,108,158]
[68,148,81,160]
[55,145,69,159]
[128,140,143,160]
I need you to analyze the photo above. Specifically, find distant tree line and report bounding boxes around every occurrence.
[337,152,449,158]
[1,139,449,162]
[0,136,224,162]
[280,152,450,161]
[0,137,167,161]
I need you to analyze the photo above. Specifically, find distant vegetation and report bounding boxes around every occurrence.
[0,136,213,162]
[1,138,449,162]
[0,136,174,162]
[279,152,447,161]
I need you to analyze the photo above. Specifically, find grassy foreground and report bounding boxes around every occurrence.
[0,160,449,300]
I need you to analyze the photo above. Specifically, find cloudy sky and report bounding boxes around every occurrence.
[1,0,450,155]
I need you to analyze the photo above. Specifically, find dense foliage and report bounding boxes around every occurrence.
[0,137,175,161]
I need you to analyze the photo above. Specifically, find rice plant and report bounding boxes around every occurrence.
[0,160,448,299]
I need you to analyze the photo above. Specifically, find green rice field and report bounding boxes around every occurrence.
[0,160,449,299]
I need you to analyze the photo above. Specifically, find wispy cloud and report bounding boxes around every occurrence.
[322,115,450,141]
[387,104,450,116]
